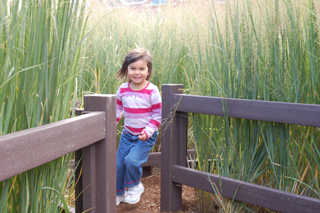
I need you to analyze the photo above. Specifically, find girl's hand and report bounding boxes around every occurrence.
[139,131,147,141]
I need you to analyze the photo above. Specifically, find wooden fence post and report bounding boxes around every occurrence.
[76,94,117,213]
[161,84,187,212]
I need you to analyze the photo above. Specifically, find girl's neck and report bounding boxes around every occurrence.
[129,80,149,91]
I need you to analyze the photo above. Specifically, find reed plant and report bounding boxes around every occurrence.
[0,0,87,212]
[2,0,319,211]
[82,0,320,211]
[191,0,320,211]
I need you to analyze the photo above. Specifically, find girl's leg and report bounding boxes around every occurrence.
[124,131,159,188]
[116,129,135,196]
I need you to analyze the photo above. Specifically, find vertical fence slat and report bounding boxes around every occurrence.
[82,145,97,212]
[75,150,83,213]
[177,111,188,166]
[161,84,184,212]
[83,94,117,213]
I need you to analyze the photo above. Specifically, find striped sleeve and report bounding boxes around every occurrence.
[143,86,162,139]
[116,86,123,126]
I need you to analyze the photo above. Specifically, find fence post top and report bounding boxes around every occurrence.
[162,85,184,94]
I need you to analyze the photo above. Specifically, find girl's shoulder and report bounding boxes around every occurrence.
[116,82,129,95]
[119,82,129,88]
[146,82,160,91]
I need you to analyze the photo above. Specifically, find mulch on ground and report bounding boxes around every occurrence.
[116,166,197,213]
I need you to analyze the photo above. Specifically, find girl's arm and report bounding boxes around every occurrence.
[143,87,162,139]
[116,87,124,126]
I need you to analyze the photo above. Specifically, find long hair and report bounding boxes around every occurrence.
[116,48,153,81]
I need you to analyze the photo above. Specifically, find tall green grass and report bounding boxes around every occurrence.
[2,0,320,212]
[0,0,87,211]
[82,0,320,211]
[191,0,320,211]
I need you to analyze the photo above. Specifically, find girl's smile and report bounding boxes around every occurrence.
[127,59,150,90]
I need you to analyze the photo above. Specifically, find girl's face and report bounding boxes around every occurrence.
[127,59,150,89]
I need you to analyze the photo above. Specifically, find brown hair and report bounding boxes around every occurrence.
[116,48,153,81]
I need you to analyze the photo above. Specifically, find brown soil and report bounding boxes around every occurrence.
[116,166,197,213]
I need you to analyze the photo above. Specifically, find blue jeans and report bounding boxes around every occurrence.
[116,128,158,195]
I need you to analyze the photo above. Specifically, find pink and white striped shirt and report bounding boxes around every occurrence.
[116,82,162,139]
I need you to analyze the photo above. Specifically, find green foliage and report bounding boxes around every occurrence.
[190,0,320,211]
[0,0,87,211]
[81,0,320,211]
[1,0,320,211]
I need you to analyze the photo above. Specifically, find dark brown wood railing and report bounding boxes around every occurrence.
[160,84,320,213]
[0,111,105,182]
[2,85,320,213]
[0,95,117,213]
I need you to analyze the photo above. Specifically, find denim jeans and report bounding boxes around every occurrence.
[116,128,159,195]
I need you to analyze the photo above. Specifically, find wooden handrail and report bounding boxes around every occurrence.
[173,94,320,127]
[0,112,105,182]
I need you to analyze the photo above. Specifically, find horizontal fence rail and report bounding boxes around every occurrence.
[173,94,320,127]
[143,149,195,167]
[172,165,320,213]
[161,84,320,213]
[0,112,105,182]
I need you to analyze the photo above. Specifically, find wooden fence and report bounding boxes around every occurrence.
[160,84,320,213]
[0,95,117,213]
[1,84,320,212]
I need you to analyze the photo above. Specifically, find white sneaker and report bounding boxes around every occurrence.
[124,182,145,204]
[116,192,126,206]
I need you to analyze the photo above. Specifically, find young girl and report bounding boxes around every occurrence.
[115,48,162,205]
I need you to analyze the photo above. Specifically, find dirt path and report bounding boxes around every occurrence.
[116,166,197,213]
